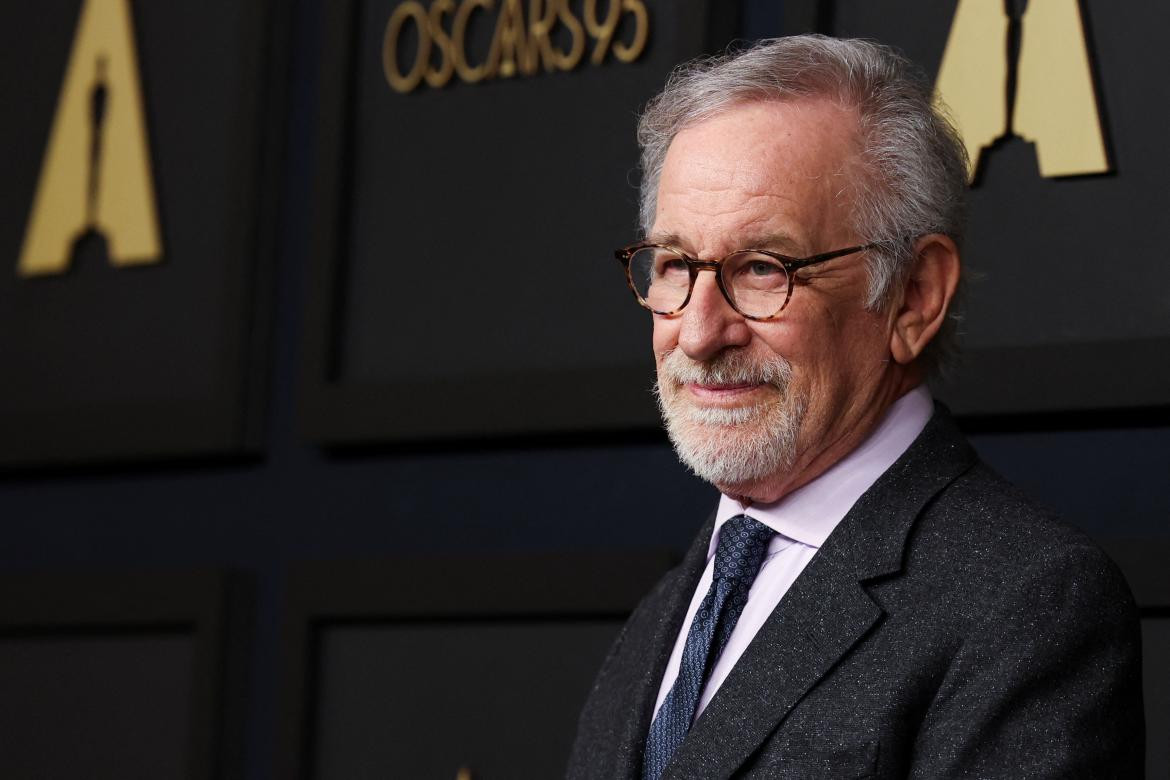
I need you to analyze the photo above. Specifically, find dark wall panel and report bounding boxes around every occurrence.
[275,553,672,780]
[1142,617,1169,780]
[0,570,241,780]
[313,620,620,779]
[0,633,194,779]
[0,0,280,464]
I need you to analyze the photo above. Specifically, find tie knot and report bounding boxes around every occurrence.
[713,514,775,582]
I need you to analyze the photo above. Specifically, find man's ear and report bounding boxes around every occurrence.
[888,234,960,365]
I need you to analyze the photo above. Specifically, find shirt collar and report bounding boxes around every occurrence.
[710,384,934,555]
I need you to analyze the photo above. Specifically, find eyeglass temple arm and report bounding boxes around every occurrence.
[782,243,879,272]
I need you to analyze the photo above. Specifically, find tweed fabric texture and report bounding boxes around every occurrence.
[566,405,1144,779]
[643,515,775,780]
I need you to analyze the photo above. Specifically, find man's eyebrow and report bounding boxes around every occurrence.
[740,232,805,255]
[644,231,807,256]
[645,231,685,248]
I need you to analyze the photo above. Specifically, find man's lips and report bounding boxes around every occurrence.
[685,382,765,402]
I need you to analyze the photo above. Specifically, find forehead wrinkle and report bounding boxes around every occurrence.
[706,157,853,224]
[662,131,839,204]
[654,193,807,256]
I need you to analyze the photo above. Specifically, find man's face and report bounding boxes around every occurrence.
[651,98,899,502]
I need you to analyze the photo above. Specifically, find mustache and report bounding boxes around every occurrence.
[659,348,793,387]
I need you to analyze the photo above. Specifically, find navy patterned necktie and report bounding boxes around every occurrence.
[642,514,776,780]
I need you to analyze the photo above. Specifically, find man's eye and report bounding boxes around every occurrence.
[747,261,782,276]
[727,255,789,293]
[656,258,688,276]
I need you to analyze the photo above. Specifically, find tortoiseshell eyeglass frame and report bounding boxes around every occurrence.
[614,241,880,321]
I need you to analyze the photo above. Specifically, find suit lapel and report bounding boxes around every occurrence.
[665,549,883,779]
[607,512,718,779]
[664,407,977,779]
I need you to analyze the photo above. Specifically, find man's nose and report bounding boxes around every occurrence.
[677,271,752,362]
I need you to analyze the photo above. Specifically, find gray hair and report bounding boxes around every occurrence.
[636,35,969,375]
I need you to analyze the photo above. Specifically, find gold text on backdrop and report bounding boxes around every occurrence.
[383,0,649,94]
[18,0,162,277]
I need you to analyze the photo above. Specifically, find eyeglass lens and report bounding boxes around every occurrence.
[627,246,792,318]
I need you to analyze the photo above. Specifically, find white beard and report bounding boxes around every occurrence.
[655,348,806,489]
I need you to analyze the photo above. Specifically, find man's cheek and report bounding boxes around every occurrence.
[652,325,679,358]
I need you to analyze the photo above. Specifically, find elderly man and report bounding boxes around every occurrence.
[568,36,1143,779]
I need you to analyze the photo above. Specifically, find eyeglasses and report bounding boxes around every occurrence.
[614,241,877,320]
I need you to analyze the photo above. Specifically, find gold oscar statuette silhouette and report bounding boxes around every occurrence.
[935,0,1109,181]
[17,0,162,277]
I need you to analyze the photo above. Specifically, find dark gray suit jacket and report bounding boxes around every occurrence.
[567,408,1144,778]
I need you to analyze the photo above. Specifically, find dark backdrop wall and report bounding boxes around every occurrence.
[0,1,1166,779]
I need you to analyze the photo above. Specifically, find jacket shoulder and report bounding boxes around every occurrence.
[901,460,1137,620]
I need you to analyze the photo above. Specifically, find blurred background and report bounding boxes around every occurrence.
[0,0,1166,778]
